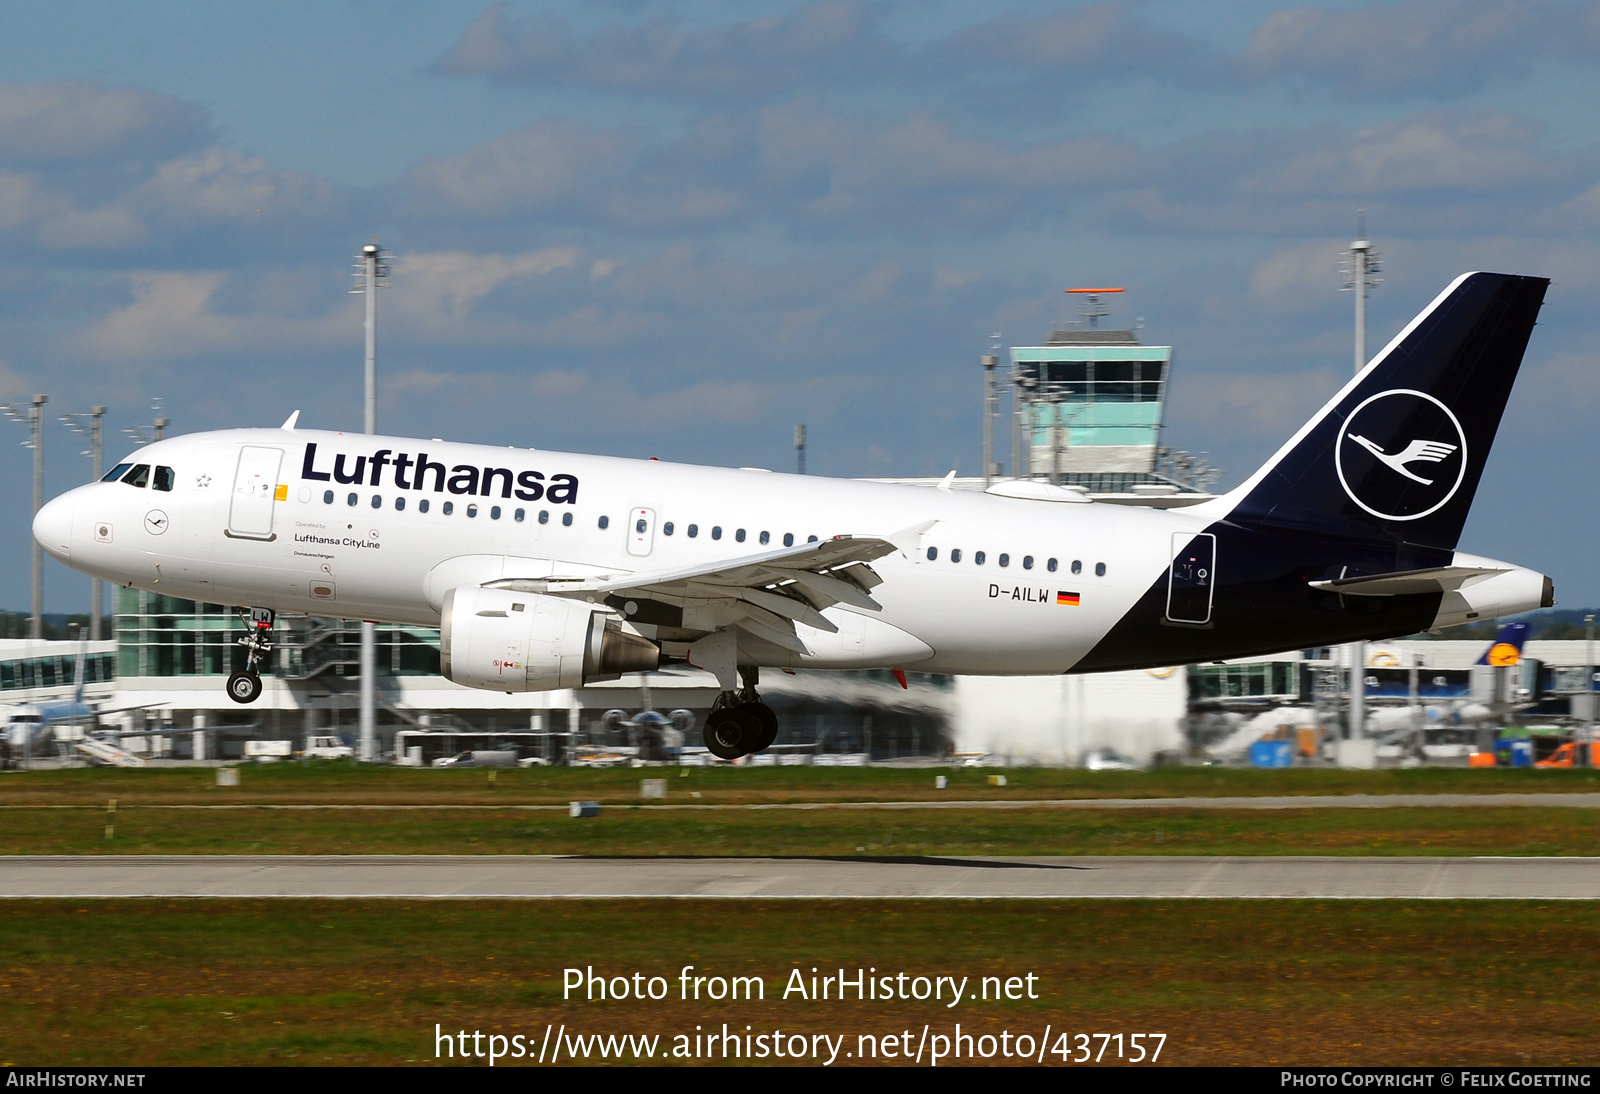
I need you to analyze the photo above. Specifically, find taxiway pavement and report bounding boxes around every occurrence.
[2,855,1597,899]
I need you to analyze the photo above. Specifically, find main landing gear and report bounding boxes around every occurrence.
[225,607,275,705]
[702,666,779,760]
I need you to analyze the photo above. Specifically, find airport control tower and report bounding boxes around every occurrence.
[1008,288,1217,497]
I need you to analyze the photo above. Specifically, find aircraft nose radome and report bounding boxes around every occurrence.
[33,493,74,563]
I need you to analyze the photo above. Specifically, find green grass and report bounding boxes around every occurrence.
[1,763,1596,856]
[3,761,1599,807]
[0,803,1594,857]
[1,899,1596,1066]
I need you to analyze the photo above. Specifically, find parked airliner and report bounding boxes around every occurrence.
[33,272,1553,758]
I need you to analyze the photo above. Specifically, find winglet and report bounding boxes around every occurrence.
[281,410,300,431]
[936,470,956,492]
[885,519,936,554]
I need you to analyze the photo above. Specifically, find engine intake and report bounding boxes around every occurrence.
[439,586,658,692]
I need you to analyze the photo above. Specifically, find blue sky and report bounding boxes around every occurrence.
[3,0,1599,612]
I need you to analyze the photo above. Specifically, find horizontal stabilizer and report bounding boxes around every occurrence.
[1308,565,1507,597]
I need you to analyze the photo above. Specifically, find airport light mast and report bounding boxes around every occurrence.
[1343,215,1382,750]
[123,398,169,446]
[1586,613,1595,764]
[981,334,999,487]
[2,395,47,639]
[61,406,107,640]
[352,242,389,764]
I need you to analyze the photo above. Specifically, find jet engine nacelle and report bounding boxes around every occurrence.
[439,586,659,692]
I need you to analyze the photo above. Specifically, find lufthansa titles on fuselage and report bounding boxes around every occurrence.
[299,442,578,504]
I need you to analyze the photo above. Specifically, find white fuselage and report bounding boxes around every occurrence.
[36,428,1220,675]
[33,426,1549,679]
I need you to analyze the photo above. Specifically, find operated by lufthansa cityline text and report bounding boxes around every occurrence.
[566,965,1038,1007]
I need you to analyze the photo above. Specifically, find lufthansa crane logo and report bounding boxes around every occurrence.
[1335,389,1467,522]
[1486,643,1521,667]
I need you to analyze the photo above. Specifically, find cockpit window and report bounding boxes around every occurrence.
[121,464,150,488]
[103,463,133,483]
[152,466,175,492]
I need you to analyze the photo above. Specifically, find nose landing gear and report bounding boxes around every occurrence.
[225,607,275,705]
[701,666,779,760]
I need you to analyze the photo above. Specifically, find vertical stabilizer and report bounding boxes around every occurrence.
[1220,272,1548,549]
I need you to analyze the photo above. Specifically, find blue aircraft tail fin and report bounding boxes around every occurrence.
[1476,621,1529,666]
[1222,272,1548,550]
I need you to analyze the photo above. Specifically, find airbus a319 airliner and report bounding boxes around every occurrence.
[33,272,1553,758]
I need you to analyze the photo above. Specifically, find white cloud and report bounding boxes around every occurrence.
[0,81,207,163]
[391,247,584,328]
[72,270,354,362]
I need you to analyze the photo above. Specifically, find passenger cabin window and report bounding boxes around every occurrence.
[687,524,698,538]
[712,526,722,540]
[951,549,963,563]
[152,466,175,492]
[1095,562,1106,577]
[759,531,770,545]
[323,490,334,504]
[466,504,478,518]
[663,522,675,536]
[539,510,549,524]
[999,553,1010,567]
[443,501,454,515]
[1072,560,1082,575]
[419,499,430,514]
[122,464,150,488]
[736,529,746,543]
[974,551,986,565]
[102,463,133,483]
[927,547,938,561]
[395,497,406,511]
[514,509,524,522]
[1047,558,1058,572]
[346,493,358,506]
[371,495,382,509]
[598,515,609,530]
[490,506,502,520]
[562,512,573,527]
[783,533,794,547]
[1023,556,1033,570]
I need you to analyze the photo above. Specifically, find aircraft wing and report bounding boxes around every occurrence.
[491,522,930,655]
[1308,565,1507,597]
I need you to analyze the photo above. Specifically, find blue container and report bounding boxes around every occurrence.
[1508,740,1533,768]
[1249,740,1293,769]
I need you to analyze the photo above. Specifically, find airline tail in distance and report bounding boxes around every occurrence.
[1476,621,1530,667]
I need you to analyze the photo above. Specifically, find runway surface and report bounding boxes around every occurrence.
[2,855,1597,899]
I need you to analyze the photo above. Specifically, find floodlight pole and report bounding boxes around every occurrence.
[981,345,998,487]
[4,395,49,639]
[61,407,107,639]
[1343,219,1380,748]
[1586,613,1595,764]
[353,242,387,764]
[29,395,45,640]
